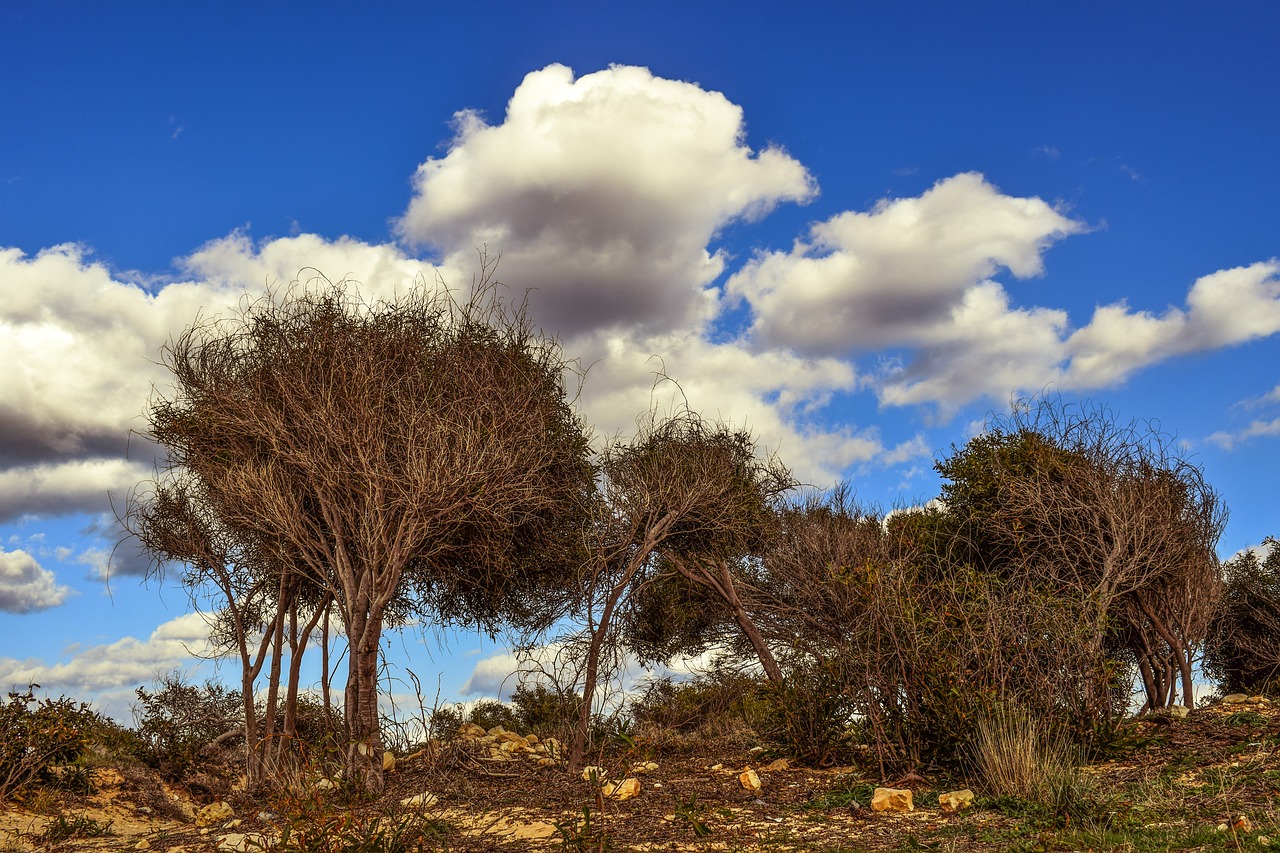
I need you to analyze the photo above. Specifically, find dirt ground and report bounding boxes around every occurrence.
[2,697,1278,852]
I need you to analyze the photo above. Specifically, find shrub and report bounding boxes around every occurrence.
[0,688,103,800]
[132,672,240,780]
[755,663,855,768]
[510,682,582,738]
[1205,538,1280,697]
[971,703,1094,826]
[630,672,766,737]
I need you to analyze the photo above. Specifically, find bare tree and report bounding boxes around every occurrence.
[937,398,1227,712]
[565,410,793,772]
[135,272,592,790]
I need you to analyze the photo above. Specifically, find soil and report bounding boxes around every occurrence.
[2,697,1278,852]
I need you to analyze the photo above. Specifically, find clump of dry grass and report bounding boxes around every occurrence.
[971,704,1090,816]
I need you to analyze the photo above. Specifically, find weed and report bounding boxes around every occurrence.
[1223,709,1267,727]
[34,811,114,844]
[555,805,612,851]
[671,792,713,837]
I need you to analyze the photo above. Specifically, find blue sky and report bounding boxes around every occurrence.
[2,2,1278,719]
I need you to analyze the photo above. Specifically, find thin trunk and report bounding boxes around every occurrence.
[715,560,783,682]
[261,597,287,777]
[344,604,385,792]
[321,603,332,718]
[569,580,625,775]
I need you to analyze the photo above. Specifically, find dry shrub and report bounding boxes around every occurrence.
[971,703,1095,824]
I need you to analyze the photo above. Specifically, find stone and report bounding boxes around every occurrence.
[217,833,270,852]
[1222,693,1250,705]
[871,787,914,812]
[458,722,488,738]
[196,801,235,826]
[938,789,975,813]
[487,725,507,736]
[740,768,762,793]
[630,761,659,774]
[1168,705,1190,719]
[541,737,563,760]
[580,765,607,781]
[135,841,151,850]
[313,777,337,791]
[401,792,440,808]
[749,746,765,754]
[525,733,540,745]
[761,758,791,772]
[383,751,396,772]
[495,731,530,748]
[536,756,557,767]
[709,763,724,771]
[603,778,641,800]
[1258,834,1271,846]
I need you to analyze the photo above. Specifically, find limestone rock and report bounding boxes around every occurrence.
[196,801,235,826]
[217,833,270,852]
[603,777,641,800]
[135,841,151,850]
[761,758,791,772]
[401,792,440,809]
[1222,693,1250,705]
[938,789,975,813]
[313,777,337,791]
[740,768,762,793]
[383,751,396,772]
[871,787,914,812]
[541,737,563,760]
[630,761,660,774]
[581,765,607,782]
[458,722,488,739]
[1168,705,1190,719]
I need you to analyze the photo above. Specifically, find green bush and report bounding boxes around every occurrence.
[1205,538,1280,697]
[631,672,767,738]
[0,687,108,800]
[132,672,240,780]
[755,663,855,767]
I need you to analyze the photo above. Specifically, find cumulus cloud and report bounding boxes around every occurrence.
[0,459,153,522]
[0,548,70,613]
[1064,260,1280,387]
[726,172,1085,354]
[0,239,434,523]
[398,63,815,338]
[0,611,217,713]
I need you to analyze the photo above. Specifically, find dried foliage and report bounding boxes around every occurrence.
[564,410,793,771]
[129,267,593,791]
[937,397,1226,713]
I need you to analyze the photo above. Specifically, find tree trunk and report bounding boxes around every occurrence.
[344,608,385,792]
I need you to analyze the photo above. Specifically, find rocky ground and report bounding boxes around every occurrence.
[1,695,1278,852]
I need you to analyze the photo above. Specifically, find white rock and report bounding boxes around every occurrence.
[400,792,440,808]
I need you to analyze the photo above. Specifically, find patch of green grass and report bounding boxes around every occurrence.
[802,781,878,811]
[1223,710,1267,727]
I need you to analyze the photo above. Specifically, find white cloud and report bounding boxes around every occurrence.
[0,611,219,718]
[1205,417,1280,451]
[727,172,1084,354]
[398,63,815,338]
[1064,260,1280,387]
[0,458,153,522]
[0,548,70,613]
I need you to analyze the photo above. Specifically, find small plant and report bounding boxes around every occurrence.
[672,793,713,837]
[555,804,612,852]
[971,704,1098,826]
[1222,709,1266,727]
[34,811,114,844]
[132,671,240,781]
[0,687,99,800]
